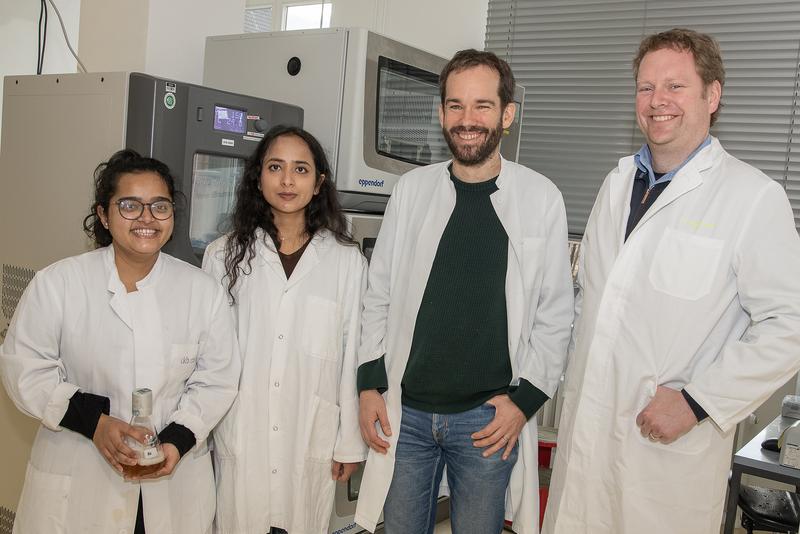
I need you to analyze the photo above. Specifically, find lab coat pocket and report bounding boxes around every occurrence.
[305,394,341,460]
[648,228,723,301]
[302,296,339,361]
[15,463,71,532]
[168,343,200,382]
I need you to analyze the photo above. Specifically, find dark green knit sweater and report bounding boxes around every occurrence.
[357,170,547,419]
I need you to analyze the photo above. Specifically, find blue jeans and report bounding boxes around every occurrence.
[383,403,518,534]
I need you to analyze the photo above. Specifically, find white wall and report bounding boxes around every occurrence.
[328,0,382,34]
[143,0,246,84]
[381,0,489,58]
[0,0,81,151]
[77,0,149,73]
[78,0,246,85]
[333,0,489,58]
[242,0,489,59]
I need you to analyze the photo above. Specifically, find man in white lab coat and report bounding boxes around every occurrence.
[354,50,574,534]
[543,28,800,534]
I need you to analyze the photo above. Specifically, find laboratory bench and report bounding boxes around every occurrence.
[723,415,800,533]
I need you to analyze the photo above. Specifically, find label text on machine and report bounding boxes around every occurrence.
[358,178,385,188]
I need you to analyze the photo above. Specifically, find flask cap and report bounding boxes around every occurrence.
[131,388,153,417]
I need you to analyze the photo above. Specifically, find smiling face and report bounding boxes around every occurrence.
[439,64,515,167]
[260,134,322,221]
[635,47,721,170]
[98,171,174,264]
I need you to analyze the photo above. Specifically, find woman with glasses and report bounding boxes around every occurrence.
[0,149,240,533]
[203,126,367,534]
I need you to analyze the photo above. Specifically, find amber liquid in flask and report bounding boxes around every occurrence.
[122,388,166,477]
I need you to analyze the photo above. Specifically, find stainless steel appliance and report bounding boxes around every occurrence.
[204,27,525,213]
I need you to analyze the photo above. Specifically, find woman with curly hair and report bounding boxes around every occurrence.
[203,125,367,534]
[0,149,240,533]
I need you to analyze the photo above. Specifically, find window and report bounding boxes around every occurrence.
[485,0,800,235]
[376,57,452,166]
[244,6,273,33]
[282,1,332,31]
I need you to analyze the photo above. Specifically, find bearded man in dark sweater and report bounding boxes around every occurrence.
[353,49,574,534]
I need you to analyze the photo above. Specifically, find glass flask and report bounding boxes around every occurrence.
[122,388,166,477]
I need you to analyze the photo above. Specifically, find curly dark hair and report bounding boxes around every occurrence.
[83,149,177,247]
[222,125,356,301]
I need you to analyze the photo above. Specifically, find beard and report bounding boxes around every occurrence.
[443,118,504,166]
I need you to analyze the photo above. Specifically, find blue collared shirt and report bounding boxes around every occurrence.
[634,135,712,188]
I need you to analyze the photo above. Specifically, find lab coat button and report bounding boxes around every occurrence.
[273,425,278,431]
[272,468,278,474]
[278,334,284,340]
[274,381,280,387]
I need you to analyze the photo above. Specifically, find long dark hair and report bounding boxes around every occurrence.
[83,149,176,247]
[223,125,356,300]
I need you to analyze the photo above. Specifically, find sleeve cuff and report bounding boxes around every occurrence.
[159,422,196,458]
[508,379,549,420]
[357,356,389,393]
[681,389,708,422]
[42,382,82,430]
[59,390,110,440]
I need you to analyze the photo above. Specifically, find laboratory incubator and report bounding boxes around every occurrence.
[204,27,525,213]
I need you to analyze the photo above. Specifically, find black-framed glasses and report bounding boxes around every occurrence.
[114,199,175,220]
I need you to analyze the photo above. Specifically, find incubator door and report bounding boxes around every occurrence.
[189,153,245,259]
[374,55,525,168]
[375,57,451,167]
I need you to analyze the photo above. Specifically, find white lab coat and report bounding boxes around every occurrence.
[543,138,800,534]
[354,158,574,534]
[0,246,240,534]
[203,229,368,534]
